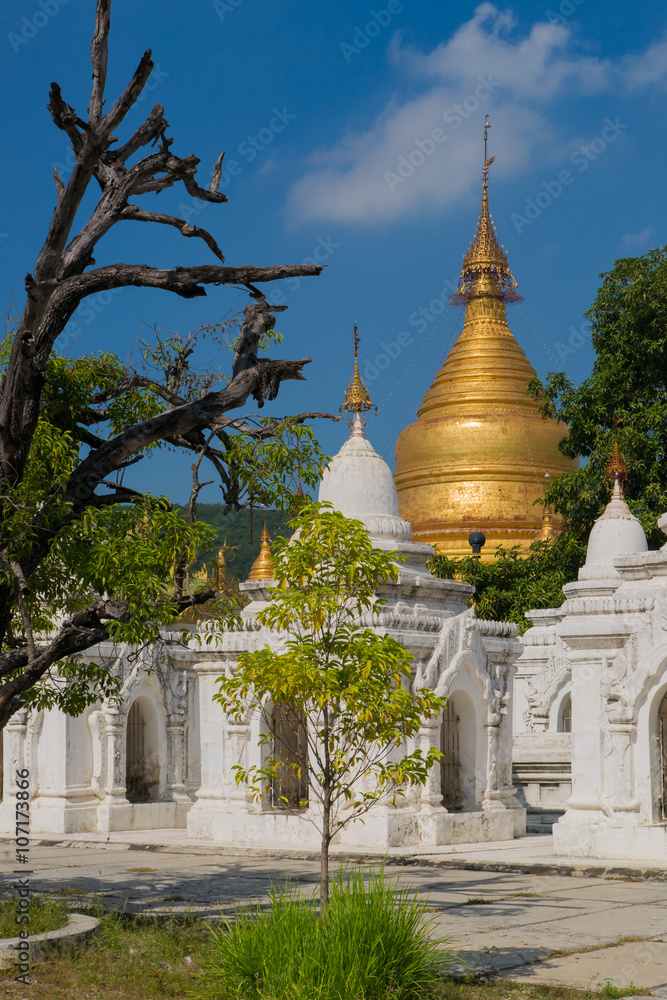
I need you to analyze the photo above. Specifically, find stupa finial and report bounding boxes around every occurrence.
[606,416,628,501]
[247,520,274,581]
[449,116,522,305]
[341,324,377,428]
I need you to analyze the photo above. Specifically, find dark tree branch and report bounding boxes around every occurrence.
[89,0,111,125]
[0,0,325,726]
[0,587,214,728]
[120,205,225,261]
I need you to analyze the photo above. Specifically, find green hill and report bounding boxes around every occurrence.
[174,504,290,582]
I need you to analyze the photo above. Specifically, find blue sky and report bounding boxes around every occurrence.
[1,0,665,504]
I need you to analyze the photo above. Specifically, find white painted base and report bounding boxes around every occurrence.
[187,802,523,847]
[553,816,667,862]
[419,807,519,845]
[0,796,192,835]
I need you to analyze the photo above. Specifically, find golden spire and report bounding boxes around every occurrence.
[247,521,275,580]
[341,324,377,427]
[606,417,628,501]
[539,471,556,540]
[451,116,521,304]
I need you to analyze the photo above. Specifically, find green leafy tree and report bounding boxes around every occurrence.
[0,0,331,728]
[215,504,445,909]
[429,533,587,634]
[530,244,667,546]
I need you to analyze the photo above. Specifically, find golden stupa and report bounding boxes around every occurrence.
[247,521,275,580]
[394,118,578,561]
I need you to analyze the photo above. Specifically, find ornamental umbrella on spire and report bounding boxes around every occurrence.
[606,418,629,501]
[449,116,522,304]
[341,324,377,427]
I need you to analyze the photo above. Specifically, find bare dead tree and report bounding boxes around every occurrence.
[0,0,329,726]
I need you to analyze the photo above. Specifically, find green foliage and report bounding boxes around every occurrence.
[1,321,328,718]
[429,534,587,633]
[222,417,327,510]
[43,352,164,440]
[174,506,290,581]
[193,867,456,1000]
[216,504,444,898]
[0,894,69,938]
[528,244,667,546]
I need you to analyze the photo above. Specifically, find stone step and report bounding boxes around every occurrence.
[526,811,564,834]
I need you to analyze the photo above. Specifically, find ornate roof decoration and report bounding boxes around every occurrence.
[606,419,629,500]
[341,324,377,427]
[247,521,275,581]
[449,116,523,305]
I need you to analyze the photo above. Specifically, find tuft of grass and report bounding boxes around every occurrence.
[0,894,69,938]
[461,898,493,906]
[598,980,646,999]
[191,865,457,1000]
[0,907,215,1000]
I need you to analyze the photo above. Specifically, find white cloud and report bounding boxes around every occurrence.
[287,5,666,226]
[392,3,609,99]
[622,225,655,246]
[621,37,667,89]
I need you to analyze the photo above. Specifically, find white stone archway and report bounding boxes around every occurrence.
[125,696,163,803]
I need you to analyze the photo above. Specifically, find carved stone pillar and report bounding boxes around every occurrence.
[482,721,503,811]
[604,719,640,813]
[418,714,446,812]
[167,715,189,802]
[224,720,251,808]
[103,706,126,797]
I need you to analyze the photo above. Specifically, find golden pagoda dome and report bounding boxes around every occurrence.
[394,117,578,561]
[247,521,275,580]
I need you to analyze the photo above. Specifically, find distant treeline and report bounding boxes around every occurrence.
[173,504,290,582]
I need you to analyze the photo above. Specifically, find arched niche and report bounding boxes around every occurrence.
[556,692,572,733]
[441,689,477,812]
[267,703,308,811]
[125,696,162,803]
[658,690,667,822]
[636,675,667,824]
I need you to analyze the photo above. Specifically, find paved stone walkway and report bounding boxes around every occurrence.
[2,832,666,991]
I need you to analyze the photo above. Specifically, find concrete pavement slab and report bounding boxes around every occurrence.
[548,883,667,903]
[508,940,667,990]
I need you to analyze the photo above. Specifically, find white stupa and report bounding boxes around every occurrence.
[577,432,647,583]
[319,411,412,543]
[317,326,473,605]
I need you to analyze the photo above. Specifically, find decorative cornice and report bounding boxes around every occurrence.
[561,596,655,617]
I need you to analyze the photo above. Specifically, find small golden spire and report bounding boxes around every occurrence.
[451,116,522,304]
[539,472,556,540]
[247,521,275,580]
[341,324,377,428]
[606,417,628,501]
